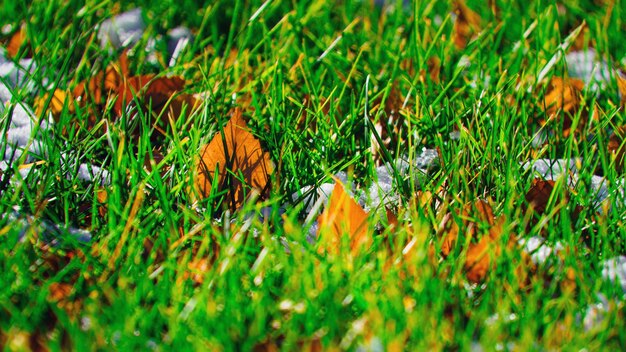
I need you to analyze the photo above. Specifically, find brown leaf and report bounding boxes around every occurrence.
[440,199,495,257]
[73,64,122,108]
[525,178,556,216]
[523,178,582,235]
[114,74,199,138]
[196,109,273,210]
[541,76,595,137]
[77,188,108,229]
[115,74,179,115]
[608,126,626,171]
[317,178,370,255]
[453,0,482,49]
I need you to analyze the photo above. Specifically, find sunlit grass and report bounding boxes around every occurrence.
[1,0,625,350]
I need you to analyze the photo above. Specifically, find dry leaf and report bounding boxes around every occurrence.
[440,199,495,257]
[73,64,122,108]
[34,89,74,120]
[608,126,626,171]
[525,178,556,216]
[196,108,273,210]
[464,216,506,283]
[453,0,481,49]
[439,199,505,283]
[113,74,199,139]
[524,178,582,232]
[541,76,596,137]
[6,26,29,58]
[186,258,212,285]
[618,75,626,107]
[48,282,72,302]
[317,178,370,255]
[77,188,108,229]
[37,51,199,138]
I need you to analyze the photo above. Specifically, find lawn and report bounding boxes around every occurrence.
[1,0,626,350]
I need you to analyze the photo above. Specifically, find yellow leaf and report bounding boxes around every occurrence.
[34,89,74,120]
[618,75,626,108]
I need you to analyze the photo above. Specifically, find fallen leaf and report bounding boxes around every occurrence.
[439,199,505,283]
[77,188,108,229]
[453,0,482,49]
[523,178,582,232]
[440,199,495,257]
[186,258,212,285]
[110,73,199,140]
[34,89,74,120]
[464,215,506,283]
[37,51,199,138]
[541,76,596,137]
[196,108,273,210]
[618,75,626,107]
[48,282,72,302]
[525,178,556,216]
[73,64,122,109]
[6,25,29,58]
[608,126,626,171]
[317,178,370,255]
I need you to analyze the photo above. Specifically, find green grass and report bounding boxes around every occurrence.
[1,0,626,350]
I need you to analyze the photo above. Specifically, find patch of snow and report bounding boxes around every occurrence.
[167,26,193,66]
[6,125,33,146]
[601,256,626,294]
[566,49,613,93]
[8,103,35,127]
[0,82,12,103]
[98,8,145,49]
[519,236,564,265]
[582,294,610,331]
[522,158,578,180]
[75,163,111,186]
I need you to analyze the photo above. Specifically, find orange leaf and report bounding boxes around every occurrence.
[439,199,504,283]
[317,178,370,255]
[464,216,506,283]
[618,75,626,107]
[73,64,122,108]
[541,77,595,137]
[440,199,494,257]
[453,0,481,49]
[48,282,72,302]
[6,26,29,58]
[186,258,212,285]
[114,74,156,115]
[115,74,198,136]
[196,108,273,210]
